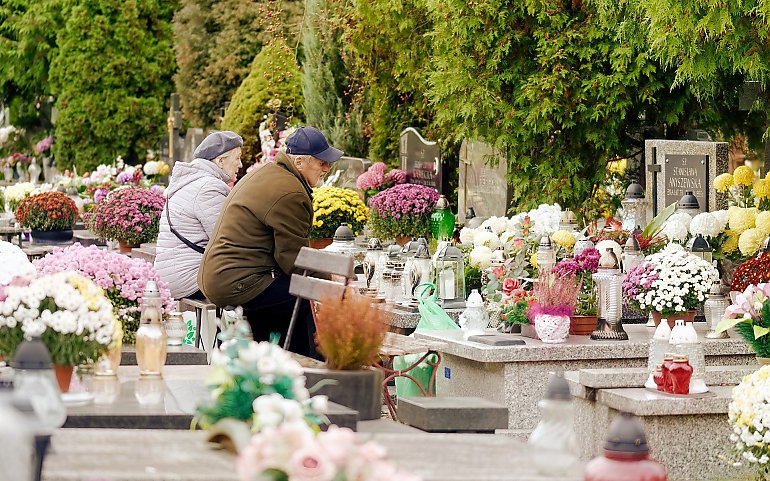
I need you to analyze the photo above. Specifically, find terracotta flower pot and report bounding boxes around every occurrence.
[570,315,598,335]
[651,310,696,329]
[308,238,333,250]
[118,240,141,253]
[394,235,411,247]
[53,364,74,393]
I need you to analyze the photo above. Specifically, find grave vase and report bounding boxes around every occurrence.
[533,314,570,344]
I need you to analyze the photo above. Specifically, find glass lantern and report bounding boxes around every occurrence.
[704,280,730,339]
[559,209,580,235]
[620,182,647,231]
[591,248,628,340]
[363,237,385,293]
[573,236,594,257]
[325,223,366,286]
[403,245,434,301]
[431,195,456,241]
[677,191,701,217]
[434,244,466,308]
[11,337,67,429]
[687,233,713,263]
[621,235,644,274]
[536,236,556,274]
[163,312,187,346]
[528,373,579,475]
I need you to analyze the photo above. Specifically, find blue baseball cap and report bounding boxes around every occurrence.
[285,126,344,163]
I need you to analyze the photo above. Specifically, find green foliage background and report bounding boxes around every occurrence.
[49,0,177,172]
[221,39,304,168]
[173,0,303,128]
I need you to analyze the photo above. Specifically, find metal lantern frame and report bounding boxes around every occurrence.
[434,244,466,308]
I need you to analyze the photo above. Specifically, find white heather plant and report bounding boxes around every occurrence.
[728,366,770,477]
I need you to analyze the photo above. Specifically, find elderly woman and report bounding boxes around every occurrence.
[155,130,242,300]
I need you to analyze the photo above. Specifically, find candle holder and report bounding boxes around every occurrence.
[704,280,730,339]
[591,248,628,340]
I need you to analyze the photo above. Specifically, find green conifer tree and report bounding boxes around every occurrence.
[49,0,177,171]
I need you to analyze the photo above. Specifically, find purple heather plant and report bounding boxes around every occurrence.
[367,183,440,238]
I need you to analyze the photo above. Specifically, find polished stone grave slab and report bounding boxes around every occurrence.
[565,366,754,481]
[64,365,357,430]
[121,344,208,366]
[415,324,753,432]
[43,428,583,481]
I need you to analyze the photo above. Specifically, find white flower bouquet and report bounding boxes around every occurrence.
[621,243,718,315]
[196,339,327,431]
[728,366,770,476]
[0,271,118,366]
[0,241,35,285]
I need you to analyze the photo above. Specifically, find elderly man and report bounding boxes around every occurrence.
[198,126,343,356]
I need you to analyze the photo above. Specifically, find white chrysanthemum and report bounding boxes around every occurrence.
[473,230,501,250]
[143,161,159,175]
[713,210,730,232]
[0,242,34,285]
[689,212,720,238]
[481,216,508,235]
[528,204,562,236]
[459,227,476,245]
[469,246,493,269]
[662,220,688,242]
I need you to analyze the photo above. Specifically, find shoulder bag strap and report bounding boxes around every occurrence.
[165,205,205,254]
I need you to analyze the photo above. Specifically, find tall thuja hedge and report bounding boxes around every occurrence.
[173,0,303,128]
[221,39,303,168]
[50,0,176,171]
[342,0,436,164]
[301,0,368,157]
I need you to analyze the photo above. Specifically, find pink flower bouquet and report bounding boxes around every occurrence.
[355,162,407,199]
[368,183,439,239]
[237,423,421,481]
[85,186,165,245]
[35,243,174,343]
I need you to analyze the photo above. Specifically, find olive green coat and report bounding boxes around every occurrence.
[198,151,313,306]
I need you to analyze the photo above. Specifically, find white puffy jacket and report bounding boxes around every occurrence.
[154,158,231,298]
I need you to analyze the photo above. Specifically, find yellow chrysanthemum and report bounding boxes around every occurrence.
[756,211,770,236]
[729,207,756,234]
[721,229,739,254]
[734,165,756,186]
[739,228,765,256]
[551,230,576,250]
[714,173,734,193]
[755,179,770,200]
[530,251,538,268]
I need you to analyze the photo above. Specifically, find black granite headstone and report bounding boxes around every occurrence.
[399,128,441,193]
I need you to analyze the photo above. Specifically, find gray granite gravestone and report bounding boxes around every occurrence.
[458,139,511,222]
[644,140,728,217]
[399,128,441,192]
[181,128,204,163]
[325,156,370,196]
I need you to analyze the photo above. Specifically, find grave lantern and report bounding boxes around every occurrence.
[704,281,730,339]
[465,207,483,229]
[573,236,595,257]
[430,195,456,241]
[528,372,579,476]
[584,412,667,481]
[11,337,67,429]
[676,191,700,217]
[621,235,644,274]
[403,245,433,301]
[591,248,628,341]
[621,182,647,231]
[363,237,386,293]
[559,208,580,235]
[687,233,712,263]
[536,236,556,273]
[434,244,466,308]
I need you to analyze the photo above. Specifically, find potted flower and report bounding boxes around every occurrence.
[4,182,46,212]
[355,161,407,200]
[527,271,581,343]
[85,185,165,252]
[368,183,439,243]
[309,186,369,249]
[622,243,718,328]
[552,247,600,335]
[0,271,119,392]
[305,291,389,420]
[14,191,78,243]
[727,366,770,478]
[715,283,770,362]
[36,243,174,343]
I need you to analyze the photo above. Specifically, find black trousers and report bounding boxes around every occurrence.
[242,275,320,359]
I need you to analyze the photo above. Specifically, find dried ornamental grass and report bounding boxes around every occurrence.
[314,292,390,370]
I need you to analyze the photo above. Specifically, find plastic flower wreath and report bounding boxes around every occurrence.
[14,192,78,232]
[367,183,439,239]
[85,186,165,245]
[35,243,174,343]
[310,186,368,239]
[0,271,118,366]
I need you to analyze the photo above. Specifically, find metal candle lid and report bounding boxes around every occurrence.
[678,191,699,210]
[333,223,355,241]
[11,337,52,370]
[625,182,644,199]
[435,195,450,210]
[623,235,640,253]
[543,372,571,401]
[603,412,649,454]
[367,238,383,250]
